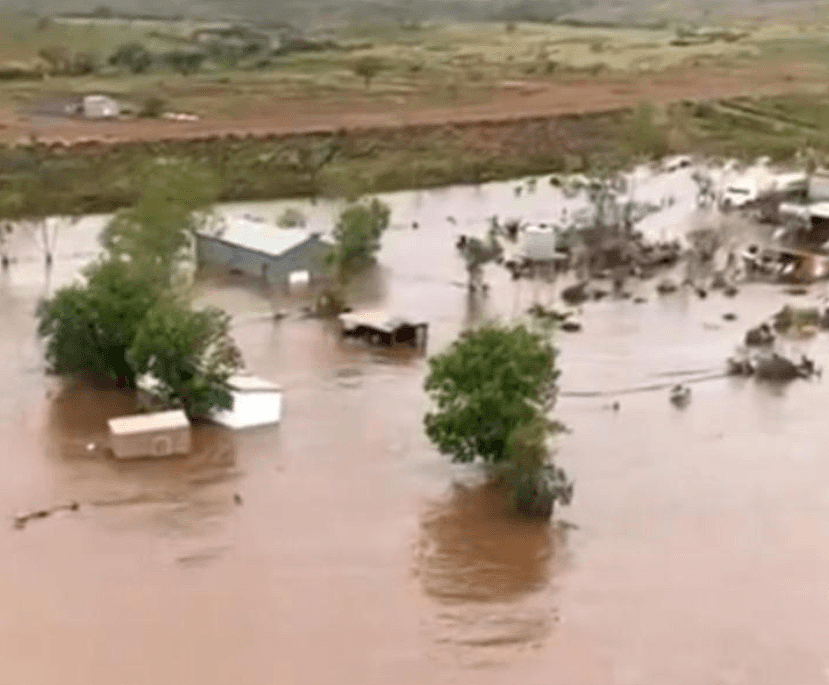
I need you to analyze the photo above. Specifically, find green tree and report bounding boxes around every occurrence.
[165,50,206,75]
[109,42,153,74]
[328,198,390,285]
[352,55,384,88]
[626,100,669,161]
[100,161,219,284]
[460,225,502,292]
[36,260,162,388]
[424,322,571,517]
[128,301,243,418]
[424,323,560,464]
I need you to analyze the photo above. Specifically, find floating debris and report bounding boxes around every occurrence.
[669,384,691,408]
[656,278,679,295]
[723,313,737,321]
[13,502,79,530]
[560,321,583,333]
[745,323,775,347]
[233,493,243,506]
[561,281,590,306]
[723,285,739,298]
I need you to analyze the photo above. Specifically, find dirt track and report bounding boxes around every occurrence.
[0,62,822,145]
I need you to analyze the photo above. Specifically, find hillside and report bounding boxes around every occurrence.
[5,0,828,27]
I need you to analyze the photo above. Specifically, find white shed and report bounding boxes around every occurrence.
[82,94,121,119]
[107,410,192,460]
[210,375,283,429]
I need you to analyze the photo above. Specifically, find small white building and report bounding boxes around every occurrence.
[210,375,283,430]
[82,94,121,119]
[107,410,192,460]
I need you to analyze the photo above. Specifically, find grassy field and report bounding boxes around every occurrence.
[0,16,824,119]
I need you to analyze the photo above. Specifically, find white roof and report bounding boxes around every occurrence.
[108,410,190,435]
[339,310,426,333]
[228,374,282,393]
[201,218,330,258]
[810,202,829,218]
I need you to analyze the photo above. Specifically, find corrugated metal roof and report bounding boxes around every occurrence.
[339,310,427,333]
[199,218,331,258]
[108,410,190,435]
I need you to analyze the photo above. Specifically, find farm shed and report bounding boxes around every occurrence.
[195,219,333,287]
[339,311,428,350]
[107,410,192,460]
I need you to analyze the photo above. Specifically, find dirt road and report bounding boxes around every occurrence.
[0,62,821,144]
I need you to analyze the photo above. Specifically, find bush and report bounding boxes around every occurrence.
[139,96,166,119]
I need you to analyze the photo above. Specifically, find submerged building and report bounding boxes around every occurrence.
[195,217,334,287]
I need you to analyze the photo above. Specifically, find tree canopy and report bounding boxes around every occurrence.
[100,160,220,284]
[329,198,391,284]
[424,322,560,465]
[424,322,570,517]
[36,260,162,388]
[37,160,243,418]
[129,301,243,418]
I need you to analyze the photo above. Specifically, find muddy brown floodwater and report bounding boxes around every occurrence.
[3,165,829,685]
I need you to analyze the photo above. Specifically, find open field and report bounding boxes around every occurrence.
[1,18,829,141]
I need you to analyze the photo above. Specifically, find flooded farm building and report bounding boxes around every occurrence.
[195,218,333,286]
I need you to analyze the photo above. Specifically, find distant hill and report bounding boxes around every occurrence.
[4,0,826,27]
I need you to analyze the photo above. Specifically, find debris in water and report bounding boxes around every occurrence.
[785,287,809,296]
[560,321,582,333]
[233,493,243,506]
[723,285,739,298]
[670,384,691,408]
[745,323,775,347]
[562,281,590,306]
[656,278,678,295]
[754,353,813,381]
[723,313,737,321]
[695,287,708,299]
[13,501,79,530]
[633,297,647,304]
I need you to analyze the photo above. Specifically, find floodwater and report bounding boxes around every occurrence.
[3,163,829,685]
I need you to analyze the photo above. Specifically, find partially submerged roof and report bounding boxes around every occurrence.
[212,375,283,430]
[199,218,332,259]
[339,310,427,333]
[228,374,283,393]
[108,410,190,435]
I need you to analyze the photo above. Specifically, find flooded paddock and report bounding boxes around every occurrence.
[2,165,829,685]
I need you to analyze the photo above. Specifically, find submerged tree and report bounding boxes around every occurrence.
[328,198,391,285]
[424,322,572,517]
[101,160,220,284]
[129,301,243,418]
[460,224,502,292]
[36,260,162,388]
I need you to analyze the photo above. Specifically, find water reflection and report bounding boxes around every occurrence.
[415,480,569,664]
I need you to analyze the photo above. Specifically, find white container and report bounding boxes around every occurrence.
[107,410,192,460]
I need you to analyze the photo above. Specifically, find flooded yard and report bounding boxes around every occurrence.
[2,164,829,685]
